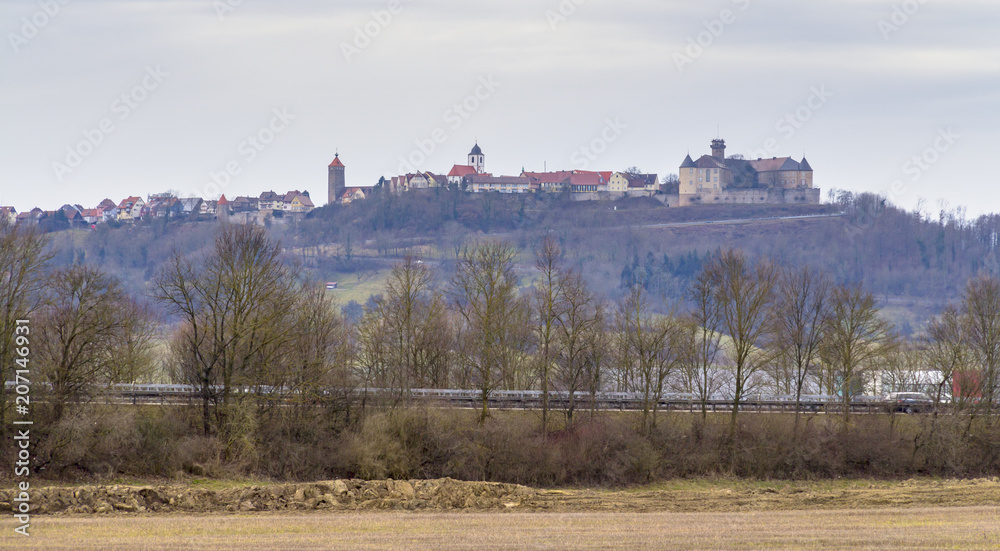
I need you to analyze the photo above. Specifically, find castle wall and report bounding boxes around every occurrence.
[679,188,820,206]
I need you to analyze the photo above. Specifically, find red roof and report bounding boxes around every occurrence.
[576,170,613,181]
[448,165,477,177]
[569,172,607,186]
[329,154,345,167]
[522,171,572,183]
[218,194,229,205]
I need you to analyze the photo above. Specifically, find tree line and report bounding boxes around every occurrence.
[3,217,1000,479]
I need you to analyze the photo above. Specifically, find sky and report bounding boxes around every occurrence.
[1,0,998,217]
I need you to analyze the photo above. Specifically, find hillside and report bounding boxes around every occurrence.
[42,190,1000,332]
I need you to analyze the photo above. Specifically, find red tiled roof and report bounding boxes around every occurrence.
[218,194,229,204]
[329,154,345,167]
[575,170,612,181]
[522,171,573,184]
[569,172,606,186]
[448,165,477,177]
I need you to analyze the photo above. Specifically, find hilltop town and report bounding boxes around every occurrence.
[1,138,818,228]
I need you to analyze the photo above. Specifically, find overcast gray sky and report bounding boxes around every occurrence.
[2,0,998,215]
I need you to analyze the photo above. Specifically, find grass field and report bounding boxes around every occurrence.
[2,506,998,550]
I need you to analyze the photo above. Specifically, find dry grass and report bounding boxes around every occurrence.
[2,506,998,550]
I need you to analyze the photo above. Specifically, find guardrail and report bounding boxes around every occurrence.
[90,384,893,413]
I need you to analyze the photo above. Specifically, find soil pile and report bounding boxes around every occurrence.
[0,478,539,514]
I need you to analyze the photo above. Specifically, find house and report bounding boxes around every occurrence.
[20,208,43,222]
[568,171,608,193]
[93,199,118,222]
[178,197,204,216]
[467,175,533,194]
[59,205,84,225]
[280,191,314,213]
[201,199,218,216]
[259,191,283,211]
[609,172,659,195]
[79,209,101,224]
[0,206,16,224]
[143,196,182,218]
[230,196,260,213]
[288,194,314,212]
[117,196,145,221]
[340,187,367,205]
[521,171,573,193]
[678,139,819,205]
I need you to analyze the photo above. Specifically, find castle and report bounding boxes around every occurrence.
[677,139,819,206]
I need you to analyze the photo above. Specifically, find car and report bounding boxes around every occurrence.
[883,392,934,414]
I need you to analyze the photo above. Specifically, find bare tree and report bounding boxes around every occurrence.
[924,306,968,407]
[354,304,392,409]
[35,266,156,424]
[702,249,779,431]
[960,275,1000,414]
[279,283,355,419]
[0,221,49,436]
[374,256,449,397]
[450,241,522,422]
[533,236,564,431]
[822,283,894,425]
[774,266,830,426]
[678,268,725,419]
[555,271,601,423]
[155,225,297,437]
[615,285,680,432]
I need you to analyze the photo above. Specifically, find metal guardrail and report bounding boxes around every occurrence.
[85,384,891,413]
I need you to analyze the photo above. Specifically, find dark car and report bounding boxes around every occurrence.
[884,392,934,414]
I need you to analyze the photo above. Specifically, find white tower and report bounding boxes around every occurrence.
[468,142,485,173]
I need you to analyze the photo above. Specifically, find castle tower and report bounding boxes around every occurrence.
[328,153,346,205]
[711,139,726,160]
[217,194,230,222]
[468,142,484,173]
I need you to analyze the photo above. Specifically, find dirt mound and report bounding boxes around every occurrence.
[0,478,540,515]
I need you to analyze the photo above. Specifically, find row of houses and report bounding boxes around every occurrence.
[3,190,316,228]
[385,143,661,198]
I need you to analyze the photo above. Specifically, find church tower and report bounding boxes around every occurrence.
[468,142,485,174]
[328,153,345,205]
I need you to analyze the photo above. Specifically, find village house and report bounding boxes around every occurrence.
[1,206,17,224]
[341,187,366,204]
[117,196,145,222]
[467,174,534,194]
[178,197,203,216]
[608,172,659,195]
